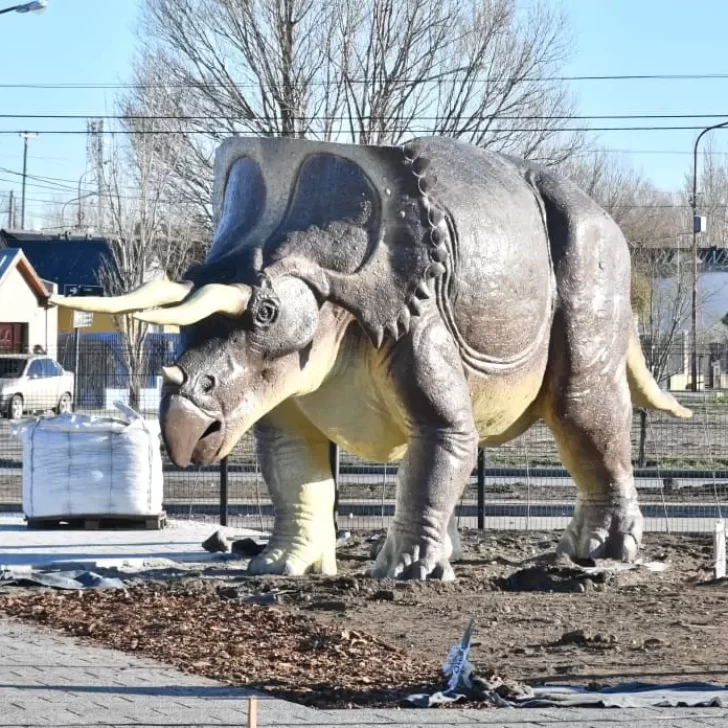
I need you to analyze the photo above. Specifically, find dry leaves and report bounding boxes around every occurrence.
[0,585,440,708]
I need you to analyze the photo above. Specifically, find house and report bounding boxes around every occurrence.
[0,230,117,334]
[0,248,57,353]
[642,247,728,390]
[0,230,180,336]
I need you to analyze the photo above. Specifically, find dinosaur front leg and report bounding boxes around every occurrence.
[371,319,478,581]
[247,402,337,576]
[372,429,476,580]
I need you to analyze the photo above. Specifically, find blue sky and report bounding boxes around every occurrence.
[0,0,139,228]
[561,0,728,188]
[1,0,728,228]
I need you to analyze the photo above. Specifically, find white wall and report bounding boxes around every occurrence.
[0,266,57,352]
[105,377,163,413]
[695,272,728,335]
[650,272,728,339]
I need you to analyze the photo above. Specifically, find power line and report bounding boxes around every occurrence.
[0,172,78,194]
[0,181,205,206]
[0,163,722,211]
[5,148,728,198]
[0,153,77,161]
[579,149,728,156]
[3,73,728,90]
[3,112,728,121]
[0,125,725,136]
[2,144,726,158]
[5,181,725,211]
[0,167,146,195]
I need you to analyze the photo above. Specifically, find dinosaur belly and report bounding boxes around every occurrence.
[294,351,408,463]
[468,366,546,444]
[295,341,547,461]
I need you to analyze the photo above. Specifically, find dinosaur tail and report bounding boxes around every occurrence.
[626,325,692,419]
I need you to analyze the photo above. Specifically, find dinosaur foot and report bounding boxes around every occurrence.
[370,515,463,563]
[246,528,337,576]
[371,524,455,581]
[557,496,644,562]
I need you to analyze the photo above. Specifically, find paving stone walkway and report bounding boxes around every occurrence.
[1,619,727,727]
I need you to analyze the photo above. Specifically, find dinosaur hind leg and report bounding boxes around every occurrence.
[544,345,643,562]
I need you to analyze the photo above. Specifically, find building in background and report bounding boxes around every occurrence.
[0,248,57,353]
[0,230,179,336]
[0,230,116,334]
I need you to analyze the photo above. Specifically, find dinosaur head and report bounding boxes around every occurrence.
[155,274,324,466]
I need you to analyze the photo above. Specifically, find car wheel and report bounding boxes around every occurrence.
[56,393,72,415]
[8,395,23,420]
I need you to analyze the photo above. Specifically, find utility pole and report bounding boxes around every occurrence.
[87,119,105,229]
[7,190,14,228]
[19,131,37,230]
[96,120,105,229]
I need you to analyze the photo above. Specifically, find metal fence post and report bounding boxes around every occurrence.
[219,455,229,527]
[329,442,340,532]
[72,328,80,411]
[477,448,485,530]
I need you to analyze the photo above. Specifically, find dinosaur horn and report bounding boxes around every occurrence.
[49,280,193,314]
[132,283,251,326]
[162,365,185,386]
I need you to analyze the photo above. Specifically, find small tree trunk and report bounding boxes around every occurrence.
[123,321,146,413]
[128,378,141,411]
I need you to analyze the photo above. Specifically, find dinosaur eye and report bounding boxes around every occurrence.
[253,297,279,328]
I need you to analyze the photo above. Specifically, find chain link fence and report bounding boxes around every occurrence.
[0,334,726,534]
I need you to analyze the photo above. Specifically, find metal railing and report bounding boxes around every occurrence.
[0,335,726,534]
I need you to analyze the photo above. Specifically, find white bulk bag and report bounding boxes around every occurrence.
[14,403,164,519]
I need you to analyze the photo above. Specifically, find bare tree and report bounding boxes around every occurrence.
[38,193,88,233]
[122,54,218,231]
[559,148,681,247]
[631,248,699,466]
[128,0,583,227]
[0,191,18,228]
[97,107,203,410]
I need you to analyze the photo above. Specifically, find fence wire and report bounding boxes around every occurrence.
[0,336,726,535]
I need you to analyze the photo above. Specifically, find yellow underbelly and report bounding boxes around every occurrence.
[294,357,408,463]
[294,360,544,462]
[469,370,543,445]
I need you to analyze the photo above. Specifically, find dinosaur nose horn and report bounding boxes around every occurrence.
[162,365,185,386]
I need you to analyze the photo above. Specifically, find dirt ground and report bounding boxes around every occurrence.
[0,529,727,709]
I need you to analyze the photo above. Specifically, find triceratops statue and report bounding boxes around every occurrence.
[52,136,691,581]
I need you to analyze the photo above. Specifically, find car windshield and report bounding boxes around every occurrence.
[0,358,27,378]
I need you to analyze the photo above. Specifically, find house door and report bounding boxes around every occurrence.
[0,323,26,353]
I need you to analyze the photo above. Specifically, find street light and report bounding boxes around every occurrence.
[690,120,728,391]
[0,1,47,14]
[60,193,95,230]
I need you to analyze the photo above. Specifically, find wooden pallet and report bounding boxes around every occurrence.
[25,512,167,531]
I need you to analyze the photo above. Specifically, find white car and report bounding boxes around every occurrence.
[0,354,75,419]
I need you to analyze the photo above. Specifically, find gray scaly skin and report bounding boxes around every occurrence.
[50,136,691,580]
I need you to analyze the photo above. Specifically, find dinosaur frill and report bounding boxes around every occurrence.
[187,137,452,347]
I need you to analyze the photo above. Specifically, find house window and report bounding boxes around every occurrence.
[0,323,28,353]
